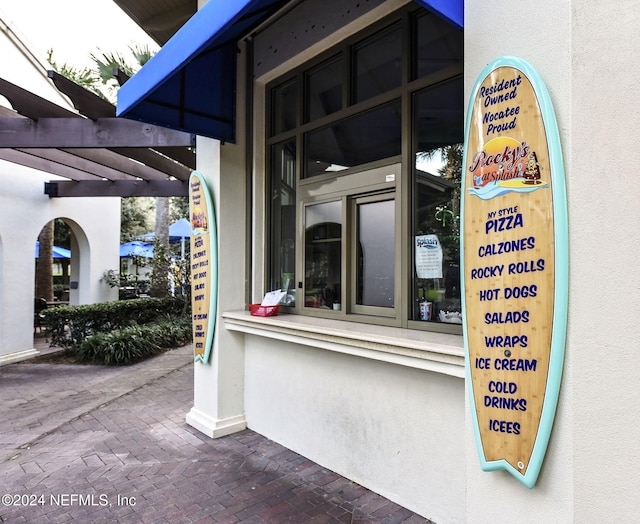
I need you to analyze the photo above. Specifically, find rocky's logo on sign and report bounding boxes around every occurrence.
[461,57,568,489]
[467,136,548,200]
[469,140,530,175]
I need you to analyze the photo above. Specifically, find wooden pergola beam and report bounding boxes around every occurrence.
[57,148,182,181]
[110,146,194,176]
[0,75,195,196]
[0,149,102,181]
[45,180,188,198]
[0,117,195,148]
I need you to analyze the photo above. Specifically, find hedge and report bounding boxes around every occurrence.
[43,297,189,350]
[75,317,192,365]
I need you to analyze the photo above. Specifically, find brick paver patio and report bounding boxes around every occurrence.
[0,340,431,523]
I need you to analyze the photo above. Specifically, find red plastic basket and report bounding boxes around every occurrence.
[248,304,280,317]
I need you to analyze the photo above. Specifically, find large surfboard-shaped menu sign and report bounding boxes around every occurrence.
[189,171,218,364]
[461,57,568,488]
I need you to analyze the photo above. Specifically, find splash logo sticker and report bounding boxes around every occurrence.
[189,171,217,364]
[461,57,568,488]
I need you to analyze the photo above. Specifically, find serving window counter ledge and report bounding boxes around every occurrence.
[223,310,465,377]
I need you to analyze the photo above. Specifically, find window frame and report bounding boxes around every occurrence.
[350,190,398,318]
[298,162,401,326]
[265,4,463,333]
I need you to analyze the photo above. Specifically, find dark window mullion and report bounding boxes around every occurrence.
[343,41,351,110]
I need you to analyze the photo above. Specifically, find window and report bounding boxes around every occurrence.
[304,100,401,178]
[300,164,399,321]
[353,194,395,312]
[304,201,342,309]
[413,10,464,80]
[267,5,463,331]
[305,55,343,123]
[352,23,402,103]
[270,78,297,136]
[269,140,296,302]
[412,78,464,325]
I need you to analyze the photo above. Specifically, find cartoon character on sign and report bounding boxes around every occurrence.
[523,151,542,184]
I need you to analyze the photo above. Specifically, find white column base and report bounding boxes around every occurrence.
[186,407,247,439]
[0,348,39,366]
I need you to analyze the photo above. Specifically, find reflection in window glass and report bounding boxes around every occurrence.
[304,100,401,177]
[413,11,463,80]
[306,55,343,122]
[356,199,395,308]
[353,23,402,103]
[413,77,463,324]
[271,78,297,135]
[270,140,297,305]
[305,201,342,310]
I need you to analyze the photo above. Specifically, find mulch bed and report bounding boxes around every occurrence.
[24,349,85,365]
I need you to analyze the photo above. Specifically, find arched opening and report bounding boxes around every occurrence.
[33,217,90,345]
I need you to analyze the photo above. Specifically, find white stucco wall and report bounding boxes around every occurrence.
[244,334,466,523]
[0,15,71,107]
[0,162,120,362]
[0,16,120,363]
[569,1,640,521]
[186,97,248,436]
[466,0,640,522]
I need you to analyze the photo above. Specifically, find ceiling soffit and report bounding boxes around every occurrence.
[113,0,198,46]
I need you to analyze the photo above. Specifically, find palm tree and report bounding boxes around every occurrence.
[48,45,174,297]
[35,221,55,302]
[91,45,172,296]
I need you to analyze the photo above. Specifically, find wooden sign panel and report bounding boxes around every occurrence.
[461,57,568,488]
[189,171,217,364]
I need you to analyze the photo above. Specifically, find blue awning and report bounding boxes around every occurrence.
[117,0,463,142]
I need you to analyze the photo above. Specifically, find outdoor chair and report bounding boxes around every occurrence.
[34,297,48,334]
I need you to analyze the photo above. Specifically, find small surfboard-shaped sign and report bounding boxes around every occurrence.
[461,57,568,488]
[189,171,218,364]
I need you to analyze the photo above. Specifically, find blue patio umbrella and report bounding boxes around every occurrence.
[35,242,71,259]
[169,218,190,259]
[139,218,191,258]
[139,218,191,243]
[119,241,154,258]
[169,218,191,240]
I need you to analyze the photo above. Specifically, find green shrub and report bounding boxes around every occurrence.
[76,317,192,365]
[44,297,189,349]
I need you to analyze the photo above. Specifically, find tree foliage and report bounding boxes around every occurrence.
[48,44,155,103]
[121,197,153,242]
[48,44,187,299]
[89,44,155,103]
[170,197,189,223]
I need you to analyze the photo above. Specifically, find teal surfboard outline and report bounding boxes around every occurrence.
[190,171,218,364]
[460,56,568,488]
